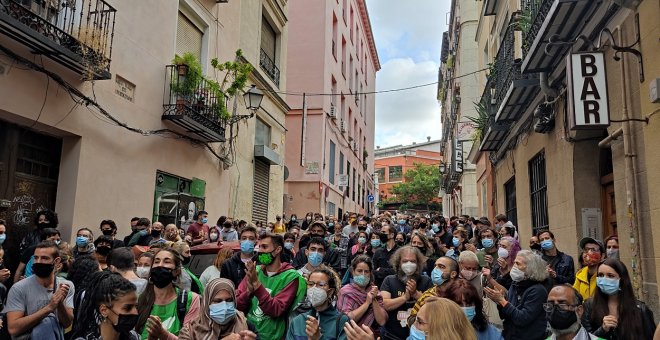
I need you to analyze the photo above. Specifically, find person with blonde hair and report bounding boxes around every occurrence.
[409,297,477,340]
[199,247,234,286]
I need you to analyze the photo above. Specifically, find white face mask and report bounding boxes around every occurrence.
[135,266,150,279]
[307,287,328,307]
[210,233,219,241]
[401,261,417,275]
[498,247,509,259]
[510,266,525,282]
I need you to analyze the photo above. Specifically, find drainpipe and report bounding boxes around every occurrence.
[540,72,559,99]
[611,28,643,298]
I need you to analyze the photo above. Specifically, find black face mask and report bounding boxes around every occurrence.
[547,307,578,330]
[37,222,49,230]
[108,309,139,335]
[379,233,389,243]
[33,262,55,278]
[531,243,542,252]
[151,230,161,238]
[396,240,405,247]
[96,246,112,256]
[102,229,114,236]
[182,256,191,265]
[150,267,175,288]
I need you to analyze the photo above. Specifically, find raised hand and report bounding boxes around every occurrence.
[344,320,376,340]
[306,315,322,340]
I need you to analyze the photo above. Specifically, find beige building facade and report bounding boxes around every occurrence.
[0,0,290,254]
[473,0,660,311]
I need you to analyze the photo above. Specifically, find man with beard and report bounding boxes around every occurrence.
[380,246,432,339]
[544,284,601,340]
[408,256,459,319]
[4,241,74,337]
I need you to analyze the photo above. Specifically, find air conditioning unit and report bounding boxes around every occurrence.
[340,120,348,132]
[328,105,337,118]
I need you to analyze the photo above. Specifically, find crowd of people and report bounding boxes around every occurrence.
[0,209,657,340]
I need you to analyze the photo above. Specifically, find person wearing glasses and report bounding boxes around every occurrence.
[573,237,605,300]
[286,266,349,340]
[543,284,600,340]
[484,250,548,340]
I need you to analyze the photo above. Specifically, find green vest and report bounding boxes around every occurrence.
[247,266,307,340]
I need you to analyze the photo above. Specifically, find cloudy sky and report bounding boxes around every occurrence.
[366,0,452,148]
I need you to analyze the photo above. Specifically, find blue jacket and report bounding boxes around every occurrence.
[498,280,548,340]
[542,250,575,285]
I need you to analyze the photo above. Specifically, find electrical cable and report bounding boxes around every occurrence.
[28,56,49,129]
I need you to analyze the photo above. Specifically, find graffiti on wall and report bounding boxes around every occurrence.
[11,194,36,226]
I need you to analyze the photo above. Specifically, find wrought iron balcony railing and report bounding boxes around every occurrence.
[259,48,280,86]
[162,65,227,143]
[0,0,116,80]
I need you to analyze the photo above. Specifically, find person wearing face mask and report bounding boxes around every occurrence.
[287,266,349,340]
[71,271,140,340]
[373,225,400,287]
[326,220,350,276]
[178,278,257,340]
[281,232,297,263]
[440,279,503,340]
[162,223,181,243]
[484,250,549,340]
[538,231,575,287]
[408,297,477,340]
[15,228,61,282]
[273,215,286,234]
[219,220,238,241]
[337,255,388,330]
[294,223,341,274]
[581,259,656,339]
[380,246,433,339]
[236,233,307,340]
[350,231,370,259]
[186,211,210,246]
[5,241,75,338]
[128,218,154,247]
[472,227,499,270]
[458,251,484,297]
[99,219,125,248]
[543,285,599,340]
[221,226,258,287]
[136,248,201,339]
[484,236,521,291]
[573,237,605,300]
[135,252,154,279]
[297,238,327,279]
[73,227,95,259]
[107,247,148,296]
[19,209,59,254]
[395,216,412,235]
[603,235,619,260]
[409,256,459,320]
[172,242,204,294]
[93,236,114,270]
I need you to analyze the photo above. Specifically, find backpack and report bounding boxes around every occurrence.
[176,289,189,325]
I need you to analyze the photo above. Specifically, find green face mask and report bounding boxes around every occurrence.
[258,251,274,265]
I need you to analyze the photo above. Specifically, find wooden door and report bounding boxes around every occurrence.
[601,174,617,237]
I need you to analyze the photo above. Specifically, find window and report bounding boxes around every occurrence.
[375,168,385,183]
[255,118,271,146]
[332,14,338,60]
[504,177,517,227]
[350,6,354,42]
[331,78,338,108]
[341,37,347,77]
[389,166,403,182]
[339,152,345,175]
[176,12,203,60]
[260,17,280,85]
[327,202,336,216]
[329,141,336,184]
[352,167,356,201]
[529,151,548,234]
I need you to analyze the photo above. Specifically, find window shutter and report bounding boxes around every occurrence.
[260,19,276,59]
[176,12,203,60]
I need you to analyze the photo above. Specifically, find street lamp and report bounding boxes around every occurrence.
[243,85,264,112]
[439,162,446,174]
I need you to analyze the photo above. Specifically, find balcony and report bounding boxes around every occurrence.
[492,22,539,123]
[478,77,511,152]
[520,0,604,74]
[162,65,226,143]
[482,0,498,16]
[259,48,280,86]
[0,0,116,80]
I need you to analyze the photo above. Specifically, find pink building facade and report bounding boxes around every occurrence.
[284,0,380,218]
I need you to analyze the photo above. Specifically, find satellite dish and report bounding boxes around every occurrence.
[284,166,289,181]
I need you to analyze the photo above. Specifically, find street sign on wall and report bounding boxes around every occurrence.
[567,52,610,130]
[338,174,349,187]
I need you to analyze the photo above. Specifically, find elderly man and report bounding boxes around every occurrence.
[544,284,600,340]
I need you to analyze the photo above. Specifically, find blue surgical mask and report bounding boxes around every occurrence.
[353,274,369,287]
[328,223,334,228]
[284,242,294,250]
[398,220,406,226]
[76,236,89,247]
[462,306,476,321]
[0,234,5,245]
[370,239,381,248]
[597,277,620,295]
[540,239,554,250]
[452,237,460,247]
[201,218,208,224]
[408,324,426,340]
[431,268,446,286]
[432,224,440,233]
[358,237,367,244]
[481,238,494,249]
[308,251,324,267]
[240,240,255,254]
[209,301,236,325]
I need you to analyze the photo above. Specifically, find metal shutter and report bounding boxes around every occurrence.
[252,160,270,223]
[176,12,203,60]
[260,19,276,59]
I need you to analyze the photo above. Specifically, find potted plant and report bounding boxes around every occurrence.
[171,53,203,112]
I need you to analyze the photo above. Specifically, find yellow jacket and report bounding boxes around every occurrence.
[573,266,597,300]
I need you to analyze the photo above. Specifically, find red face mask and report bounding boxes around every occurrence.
[584,252,602,266]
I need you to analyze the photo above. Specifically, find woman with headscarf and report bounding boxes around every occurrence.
[178,278,258,340]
